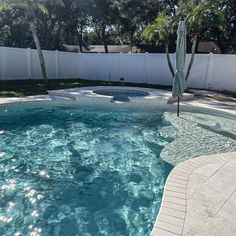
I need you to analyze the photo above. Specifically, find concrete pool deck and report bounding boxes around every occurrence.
[0,86,235,114]
[151,152,236,236]
[1,86,235,114]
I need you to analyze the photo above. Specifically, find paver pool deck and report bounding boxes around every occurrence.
[151,152,236,236]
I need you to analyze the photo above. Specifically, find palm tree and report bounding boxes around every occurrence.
[177,0,224,81]
[0,0,63,85]
[142,12,175,77]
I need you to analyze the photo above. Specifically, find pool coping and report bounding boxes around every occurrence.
[47,86,194,103]
[47,86,236,116]
[1,86,235,116]
[47,86,236,112]
[151,152,236,236]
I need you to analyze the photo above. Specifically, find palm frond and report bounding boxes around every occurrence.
[37,3,48,14]
[142,12,173,44]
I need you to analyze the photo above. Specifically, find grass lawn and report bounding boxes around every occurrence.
[0,79,171,98]
[0,79,235,102]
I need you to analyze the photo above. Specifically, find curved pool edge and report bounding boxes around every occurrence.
[1,86,235,116]
[151,151,236,236]
[46,86,236,116]
[47,86,172,103]
[0,95,52,106]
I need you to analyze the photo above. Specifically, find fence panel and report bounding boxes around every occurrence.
[187,54,209,89]
[58,51,79,79]
[0,46,235,92]
[44,50,57,79]
[119,54,146,83]
[31,49,43,79]
[0,47,28,80]
[208,54,236,92]
[79,54,102,81]
[146,53,174,85]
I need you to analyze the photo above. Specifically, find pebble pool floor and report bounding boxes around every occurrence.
[0,102,174,236]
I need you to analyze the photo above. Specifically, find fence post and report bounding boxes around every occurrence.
[78,52,80,79]
[96,54,100,81]
[55,50,59,79]
[27,48,32,80]
[1,47,7,80]
[205,52,214,89]
[144,52,148,83]
[119,52,121,81]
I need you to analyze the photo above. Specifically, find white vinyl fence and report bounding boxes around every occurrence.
[0,46,236,92]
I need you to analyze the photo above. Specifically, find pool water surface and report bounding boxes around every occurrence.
[0,103,174,236]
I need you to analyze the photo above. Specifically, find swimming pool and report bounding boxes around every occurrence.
[0,102,174,236]
[0,97,235,236]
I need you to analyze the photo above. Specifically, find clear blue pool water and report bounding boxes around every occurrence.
[94,89,149,97]
[0,102,174,236]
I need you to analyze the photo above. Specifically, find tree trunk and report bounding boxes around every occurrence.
[44,19,56,50]
[50,21,63,50]
[165,42,174,77]
[129,33,133,53]
[104,43,108,53]
[185,34,197,81]
[78,24,83,53]
[102,34,108,53]
[30,22,48,85]
[78,35,83,53]
[215,29,226,54]
[101,25,109,53]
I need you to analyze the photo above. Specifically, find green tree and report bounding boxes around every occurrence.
[0,0,63,84]
[205,0,236,53]
[222,0,236,53]
[142,12,175,77]
[117,0,161,50]
[143,1,225,81]
[0,25,10,45]
[54,0,83,49]
[83,0,119,53]
[1,0,235,55]
[177,0,225,80]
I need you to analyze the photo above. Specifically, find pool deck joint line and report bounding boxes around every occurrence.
[151,152,236,236]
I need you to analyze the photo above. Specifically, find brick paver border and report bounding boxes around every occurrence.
[151,152,236,236]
